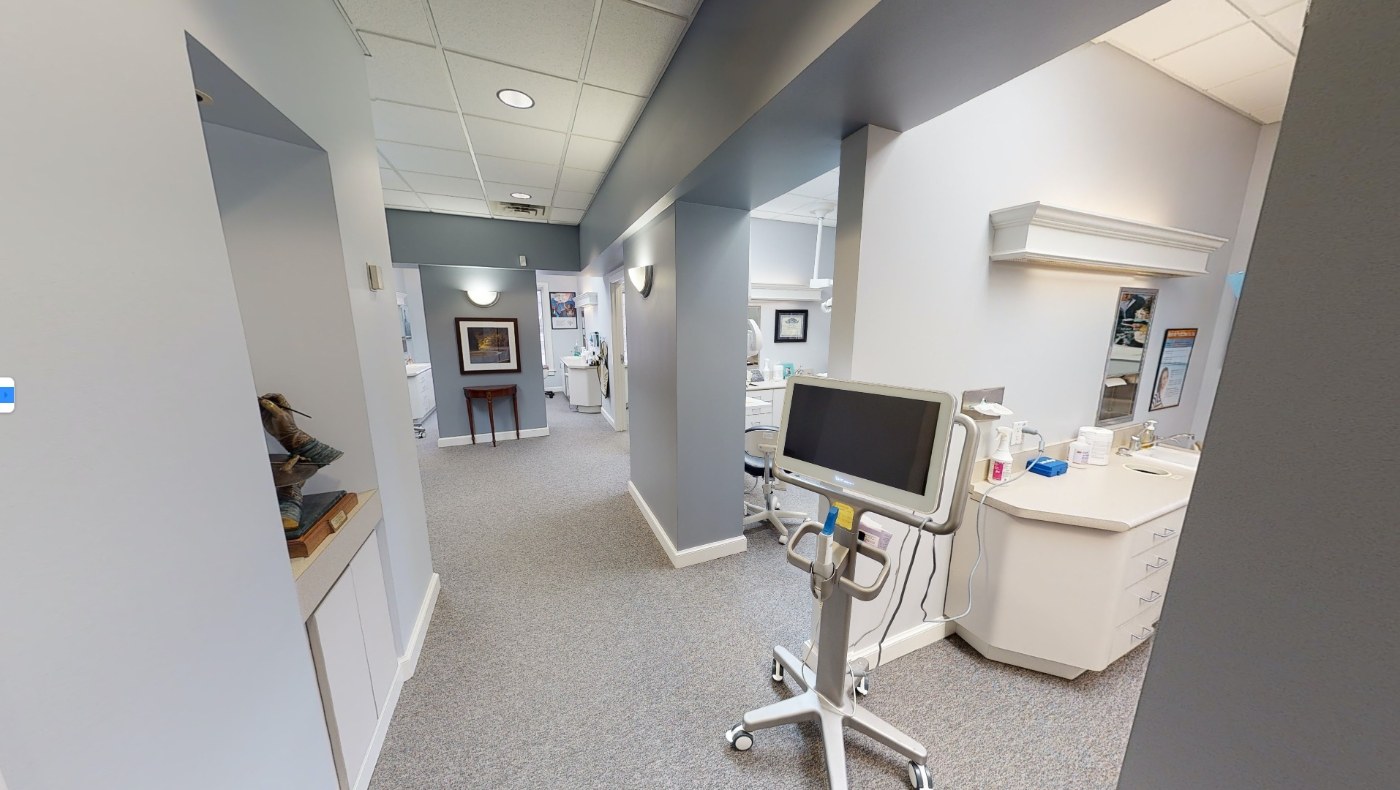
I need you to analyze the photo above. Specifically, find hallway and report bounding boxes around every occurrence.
[371,398,1151,789]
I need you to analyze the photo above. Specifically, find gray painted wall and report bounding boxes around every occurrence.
[674,203,749,550]
[418,265,547,441]
[750,218,835,373]
[1119,1,1400,787]
[388,209,581,271]
[624,209,679,542]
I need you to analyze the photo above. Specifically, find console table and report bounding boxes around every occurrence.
[463,384,520,447]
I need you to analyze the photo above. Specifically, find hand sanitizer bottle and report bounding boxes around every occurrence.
[989,427,1014,483]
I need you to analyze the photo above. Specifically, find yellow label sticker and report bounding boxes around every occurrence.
[833,502,855,531]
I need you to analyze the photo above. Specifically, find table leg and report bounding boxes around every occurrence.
[511,393,521,441]
[465,394,477,444]
[486,394,498,447]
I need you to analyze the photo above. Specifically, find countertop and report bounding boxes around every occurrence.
[745,396,767,408]
[406,363,430,377]
[970,454,1195,532]
[745,379,788,391]
[561,356,597,370]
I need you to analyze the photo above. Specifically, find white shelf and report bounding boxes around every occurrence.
[749,282,824,301]
[989,202,1227,277]
[291,489,381,621]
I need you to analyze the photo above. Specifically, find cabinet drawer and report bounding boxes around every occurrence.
[1123,536,1180,589]
[1112,602,1164,659]
[751,390,773,402]
[745,414,770,428]
[1126,510,1185,557]
[1116,569,1173,626]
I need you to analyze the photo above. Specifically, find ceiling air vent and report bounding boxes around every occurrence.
[490,201,548,219]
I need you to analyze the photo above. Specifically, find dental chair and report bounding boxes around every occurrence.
[743,425,805,543]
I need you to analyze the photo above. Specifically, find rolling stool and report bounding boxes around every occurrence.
[742,425,805,543]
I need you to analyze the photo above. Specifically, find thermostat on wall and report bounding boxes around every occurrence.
[0,378,13,413]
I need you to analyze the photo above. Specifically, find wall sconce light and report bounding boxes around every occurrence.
[466,289,500,307]
[628,264,654,298]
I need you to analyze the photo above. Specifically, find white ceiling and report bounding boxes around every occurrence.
[750,167,839,227]
[335,0,702,224]
[1097,0,1308,124]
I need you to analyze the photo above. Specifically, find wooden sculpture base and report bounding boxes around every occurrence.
[285,491,359,558]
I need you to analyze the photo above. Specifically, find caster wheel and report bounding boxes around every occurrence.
[908,761,932,789]
[778,534,788,545]
[854,674,870,696]
[726,724,753,752]
[771,658,785,683]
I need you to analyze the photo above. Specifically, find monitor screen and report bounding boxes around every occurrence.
[782,383,942,495]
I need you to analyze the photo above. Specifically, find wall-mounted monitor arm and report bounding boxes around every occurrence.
[774,413,979,536]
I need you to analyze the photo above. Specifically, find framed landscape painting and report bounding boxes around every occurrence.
[455,317,521,374]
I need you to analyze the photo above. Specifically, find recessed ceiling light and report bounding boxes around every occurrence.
[496,89,535,109]
[510,192,532,200]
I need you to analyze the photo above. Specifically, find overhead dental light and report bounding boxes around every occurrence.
[466,289,500,307]
[496,89,535,109]
[809,203,835,312]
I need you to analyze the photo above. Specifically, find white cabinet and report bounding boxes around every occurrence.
[563,359,602,413]
[947,503,1185,679]
[406,365,434,424]
[307,532,398,789]
[743,381,786,428]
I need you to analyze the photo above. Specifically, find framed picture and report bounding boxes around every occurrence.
[549,291,578,329]
[1149,328,1198,411]
[774,309,808,343]
[455,318,521,375]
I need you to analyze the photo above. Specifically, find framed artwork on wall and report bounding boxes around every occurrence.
[455,317,521,375]
[549,291,578,329]
[774,309,809,343]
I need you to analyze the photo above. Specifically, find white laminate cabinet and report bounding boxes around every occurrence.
[742,380,787,427]
[406,365,434,424]
[307,532,398,789]
[947,503,1186,679]
[562,358,602,413]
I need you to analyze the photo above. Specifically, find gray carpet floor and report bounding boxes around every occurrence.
[370,397,1150,789]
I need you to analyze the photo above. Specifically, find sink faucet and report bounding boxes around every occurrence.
[1134,420,1159,449]
[1156,432,1198,450]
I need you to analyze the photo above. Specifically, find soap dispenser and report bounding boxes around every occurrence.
[1140,419,1159,449]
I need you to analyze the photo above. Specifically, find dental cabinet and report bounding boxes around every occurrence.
[562,355,602,413]
[405,363,434,425]
[743,379,786,427]
[947,455,1194,679]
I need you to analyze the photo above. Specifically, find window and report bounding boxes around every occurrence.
[537,284,553,371]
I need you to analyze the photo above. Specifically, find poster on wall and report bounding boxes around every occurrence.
[455,317,521,375]
[549,291,578,329]
[1149,328,1198,411]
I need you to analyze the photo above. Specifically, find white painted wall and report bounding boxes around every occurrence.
[0,2,432,787]
[536,271,584,392]
[750,218,835,373]
[393,265,432,365]
[578,272,615,419]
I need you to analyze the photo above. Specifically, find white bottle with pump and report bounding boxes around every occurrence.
[988,426,1015,483]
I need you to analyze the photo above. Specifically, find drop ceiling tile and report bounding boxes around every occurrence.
[749,209,787,221]
[421,195,491,215]
[1101,0,1247,61]
[558,167,604,193]
[571,85,646,142]
[585,0,687,95]
[384,189,426,208]
[361,34,458,111]
[1155,23,1292,90]
[400,171,485,199]
[372,101,469,150]
[380,168,410,190]
[552,190,593,210]
[1209,60,1294,114]
[378,141,478,179]
[446,52,579,131]
[483,182,554,205]
[1264,3,1308,50]
[756,192,819,214]
[339,0,434,45]
[631,0,701,16]
[379,152,391,167]
[549,208,586,224]
[1232,0,1298,14]
[790,168,840,199]
[429,0,595,79]
[463,116,566,164]
[563,136,619,171]
[474,155,559,189]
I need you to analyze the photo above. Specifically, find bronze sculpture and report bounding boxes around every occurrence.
[259,393,343,532]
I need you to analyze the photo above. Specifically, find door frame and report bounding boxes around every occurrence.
[606,267,628,432]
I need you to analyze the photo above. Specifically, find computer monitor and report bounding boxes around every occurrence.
[776,376,956,514]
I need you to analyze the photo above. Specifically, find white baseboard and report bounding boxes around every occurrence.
[849,621,954,668]
[438,426,549,447]
[601,407,617,429]
[627,480,746,568]
[353,573,440,790]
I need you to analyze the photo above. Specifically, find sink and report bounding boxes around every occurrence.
[1130,444,1200,471]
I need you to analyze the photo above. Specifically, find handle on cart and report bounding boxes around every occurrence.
[838,539,891,601]
[784,521,824,573]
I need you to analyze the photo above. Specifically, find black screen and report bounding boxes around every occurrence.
[782,384,941,494]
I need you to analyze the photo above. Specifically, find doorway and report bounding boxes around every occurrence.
[607,273,629,432]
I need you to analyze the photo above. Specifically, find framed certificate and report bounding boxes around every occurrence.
[774,309,808,343]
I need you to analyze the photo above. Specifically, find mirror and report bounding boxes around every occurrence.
[1097,287,1158,426]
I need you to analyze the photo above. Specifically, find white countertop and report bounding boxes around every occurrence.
[406,363,431,377]
[971,454,1195,532]
[561,356,597,370]
[745,379,788,391]
[745,396,767,408]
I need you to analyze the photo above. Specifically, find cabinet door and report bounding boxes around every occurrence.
[349,536,398,714]
[307,570,378,789]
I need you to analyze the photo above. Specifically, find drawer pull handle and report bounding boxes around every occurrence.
[1152,528,1177,540]
[1130,626,1156,642]
[1146,557,1169,571]
[1138,591,1162,604]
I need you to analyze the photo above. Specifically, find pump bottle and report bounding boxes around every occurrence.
[988,426,1014,483]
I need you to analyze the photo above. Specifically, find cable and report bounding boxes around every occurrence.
[867,514,931,673]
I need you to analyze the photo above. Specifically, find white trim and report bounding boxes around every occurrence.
[628,481,747,568]
[749,282,824,302]
[437,426,550,447]
[847,621,953,668]
[352,572,439,790]
[601,406,617,429]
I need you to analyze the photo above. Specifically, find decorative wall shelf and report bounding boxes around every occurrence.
[989,202,1227,277]
[750,282,823,301]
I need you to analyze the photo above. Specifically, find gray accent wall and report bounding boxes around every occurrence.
[418,265,547,441]
[625,209,679,542]
[1119,1,1400,786]
[388,209,581,270]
